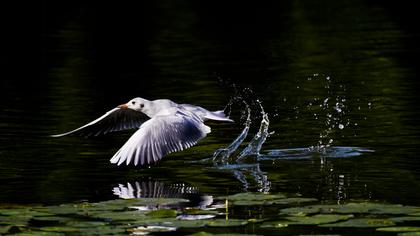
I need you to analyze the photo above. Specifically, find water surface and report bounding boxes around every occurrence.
[1,0,420,235]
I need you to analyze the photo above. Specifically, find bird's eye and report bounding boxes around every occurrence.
[140,104,144,108]
[131,101,136,105]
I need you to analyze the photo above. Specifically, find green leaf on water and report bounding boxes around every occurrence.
[390,217,420,223]
[398,232,420,236]
[162,219,210,228]
[0,215,31,226]
[285,214,353,225]
[218,192,286,201]
[207,219,248,227]
[11,231,65,236]
[320,218,395,228]
[260,221,290,228]
[189,232,260,236]
[183,208,220,215]
[39,226,79,232]
[128,225,176,234]
[376,227,420,232]
[279,206,320,216]
[65,221,109,228]
[145,209,177,218]
[280,202,420,215]
[89,210,146,221]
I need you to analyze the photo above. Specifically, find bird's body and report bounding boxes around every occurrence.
[52,98,233,166]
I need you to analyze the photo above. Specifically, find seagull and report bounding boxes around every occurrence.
[51,97,233,166]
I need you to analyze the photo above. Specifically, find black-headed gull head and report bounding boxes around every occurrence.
[118,97,150,112]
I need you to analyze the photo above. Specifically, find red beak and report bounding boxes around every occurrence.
[118,103,128,109]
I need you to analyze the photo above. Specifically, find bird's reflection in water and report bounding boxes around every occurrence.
[112,180,213,208]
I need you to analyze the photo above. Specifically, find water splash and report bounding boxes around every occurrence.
[238,100,270,159]
[213,102,251,162]
[306,76,349,153]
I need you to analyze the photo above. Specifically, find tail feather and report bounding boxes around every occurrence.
[204,110,234,122]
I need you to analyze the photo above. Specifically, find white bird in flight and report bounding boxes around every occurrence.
[52,98,233,166]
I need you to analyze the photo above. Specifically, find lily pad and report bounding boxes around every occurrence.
[390,217,420,223]
[285,214,353,225]
[217,192,286,201]
[207,219,248,227]
[65,221,109,228]
[279,206,320,216]
[399,232,420,236]
[73,226,127,235]
[377,227,420,232]
[189,233,260,236]
[320,218,395,228]
[39,226,79,232]
[177,214,216,220]
[162,219,210,228]
[0,215,31,226]
[11,231,65,236]
[260,221,290,228]
[281,203,420,215]
[128,225,176,234]
[89,211,146,221]
[145,209,177,218]
[183,208,220,215]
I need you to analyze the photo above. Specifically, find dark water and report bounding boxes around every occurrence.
[1,0,420,234]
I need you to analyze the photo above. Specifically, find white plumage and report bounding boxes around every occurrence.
[52,97,233,166]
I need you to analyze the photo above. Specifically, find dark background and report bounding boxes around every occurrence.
[1,0,420,207]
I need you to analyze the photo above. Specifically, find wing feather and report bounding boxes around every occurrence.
[51,108,147,137]
[110,111,210,166]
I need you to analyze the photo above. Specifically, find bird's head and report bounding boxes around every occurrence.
[118,97,150,113]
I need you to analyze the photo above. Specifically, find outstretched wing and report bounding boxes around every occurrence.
[51,108,147,137]
[110,111,211,166]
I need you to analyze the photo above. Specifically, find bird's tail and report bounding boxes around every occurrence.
[204,110,234,122]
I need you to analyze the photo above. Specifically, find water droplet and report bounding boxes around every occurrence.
[338,124,344,129]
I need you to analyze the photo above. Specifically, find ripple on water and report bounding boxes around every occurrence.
[259,146,374,160]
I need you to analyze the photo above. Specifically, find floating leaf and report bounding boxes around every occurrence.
[11,231,65,236]
[217,192,286,201]
[0,215,31,226]
[39,226,79,232]
[188,233,260,236]
[128,225,176,234]
[399,232,420,236]
[320,218,395,228]
[145,209,177,218]
[260,221,290,228]
[177,214,216,220]
[279,206,320,216]
[390,217,420,223]
[207,219,248,227]
[162,219,209,228]
[183,209,220,215]
[285,214,353,225]
[65,221,109,228]
[75,226,126,235]
[89,211,146,221]
[377,227,420,232]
